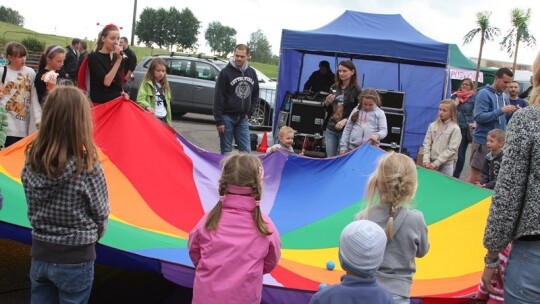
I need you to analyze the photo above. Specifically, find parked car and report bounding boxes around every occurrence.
[130,54,276,129]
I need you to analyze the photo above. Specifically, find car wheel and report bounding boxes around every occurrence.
[249,101,272,130]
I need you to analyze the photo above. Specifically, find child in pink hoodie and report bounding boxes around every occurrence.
[188,152,281,304]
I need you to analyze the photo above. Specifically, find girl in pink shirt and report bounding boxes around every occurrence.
[188,152,281,304]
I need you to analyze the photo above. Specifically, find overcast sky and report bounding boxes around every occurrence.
[6,0,540,65]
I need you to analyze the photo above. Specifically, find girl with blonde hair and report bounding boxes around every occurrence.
[356,152,429,304]
[188,152,281,304]
[22,85,109,303]
[422,99,462,176]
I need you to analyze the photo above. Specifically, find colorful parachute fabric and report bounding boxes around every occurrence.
[0,99,493,303]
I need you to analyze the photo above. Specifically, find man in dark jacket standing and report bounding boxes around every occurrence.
[60,38,81,82]
[119,37,137,92]
[213,44,259,154]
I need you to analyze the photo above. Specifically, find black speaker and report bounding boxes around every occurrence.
[380,111,406,151]
[289,100,326,135]
[378,90,405,111]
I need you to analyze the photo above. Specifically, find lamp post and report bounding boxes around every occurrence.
[131,0,137,46]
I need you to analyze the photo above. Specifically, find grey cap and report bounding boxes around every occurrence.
[339,220,387,276]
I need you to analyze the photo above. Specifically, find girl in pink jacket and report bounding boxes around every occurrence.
[188,152,281,304]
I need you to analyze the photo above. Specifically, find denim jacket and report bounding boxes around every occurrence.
[452,93,475,129]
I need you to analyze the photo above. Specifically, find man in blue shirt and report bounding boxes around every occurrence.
[506,80,527,122]
[469,68,517,184]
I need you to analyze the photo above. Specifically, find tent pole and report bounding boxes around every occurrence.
[297,52,306,92]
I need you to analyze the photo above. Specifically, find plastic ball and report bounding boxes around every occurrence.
[326,260,335,270]
[318,283,328,290]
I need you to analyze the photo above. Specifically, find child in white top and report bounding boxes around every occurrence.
[1,42,42,147]
[266,126,295,154]
[422,99,462,176]
[340,88,387,154]
[356,152,429,304]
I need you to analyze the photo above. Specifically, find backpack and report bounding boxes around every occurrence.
[1,66,6,84]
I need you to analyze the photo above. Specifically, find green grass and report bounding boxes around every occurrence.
[0,21,278,78]
[250,62,278,79]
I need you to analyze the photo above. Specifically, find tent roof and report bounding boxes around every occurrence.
[280,10,448,65]
[449,44,495,73]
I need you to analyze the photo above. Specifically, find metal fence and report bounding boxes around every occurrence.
[249,87,276,130]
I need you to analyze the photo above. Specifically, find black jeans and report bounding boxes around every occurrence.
[452,127,469,178]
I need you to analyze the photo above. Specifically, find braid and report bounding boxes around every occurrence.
[385,204,399,240]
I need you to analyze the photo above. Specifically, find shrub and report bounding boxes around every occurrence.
[21,37,45,52]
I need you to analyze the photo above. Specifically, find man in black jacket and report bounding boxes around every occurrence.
[119,37,137,92]
[60,38,81,83]
[303,60,335,93]
[213,44,259,154]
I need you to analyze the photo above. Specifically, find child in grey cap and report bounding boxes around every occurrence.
[309,220,393,304]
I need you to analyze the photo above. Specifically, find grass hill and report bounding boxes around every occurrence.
[0,21,278,78]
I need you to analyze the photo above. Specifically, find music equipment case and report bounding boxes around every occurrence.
[377,90,406,153]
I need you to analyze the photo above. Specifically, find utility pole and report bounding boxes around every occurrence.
[131,0,137,46]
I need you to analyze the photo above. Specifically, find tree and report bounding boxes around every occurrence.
[176,8,200,52]
[0,6,24,26]
[500,8,536,72]
[136,7,159,47]
[463,11,500,88]
[136,7,200,52]
[164,7,182,51]
[248,29,272,64]
[205,21,237,57]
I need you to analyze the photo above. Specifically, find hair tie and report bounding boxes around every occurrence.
[47,45,62,57]
[104,23,116,30]
[255,200,261,206]
[219,196,225,202]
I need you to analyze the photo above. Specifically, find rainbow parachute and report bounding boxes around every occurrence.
[0,99,492,303]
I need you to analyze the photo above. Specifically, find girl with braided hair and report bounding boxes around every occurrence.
[188,152,281,304]
[355,152,429,304]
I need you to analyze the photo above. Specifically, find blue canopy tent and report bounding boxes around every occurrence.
[275,11,449,157]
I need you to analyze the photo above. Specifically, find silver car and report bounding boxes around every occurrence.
[131,54,275,129]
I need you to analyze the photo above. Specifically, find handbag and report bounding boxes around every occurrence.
[459,104,473,143]
[466,125,474,143]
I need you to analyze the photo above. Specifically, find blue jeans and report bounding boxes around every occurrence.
[504,240,540,303]
[30,258,94,304]
[219,114,251,154]
[453,127,469,178]
[324,128,342,157]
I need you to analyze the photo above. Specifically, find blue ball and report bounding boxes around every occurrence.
[318,283,328,290]
[326,260,335,270]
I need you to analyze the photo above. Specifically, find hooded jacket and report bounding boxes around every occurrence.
[473,84,509,144]
[213,58,260,126]
[22,158,109,248]
[188,188,281,304]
